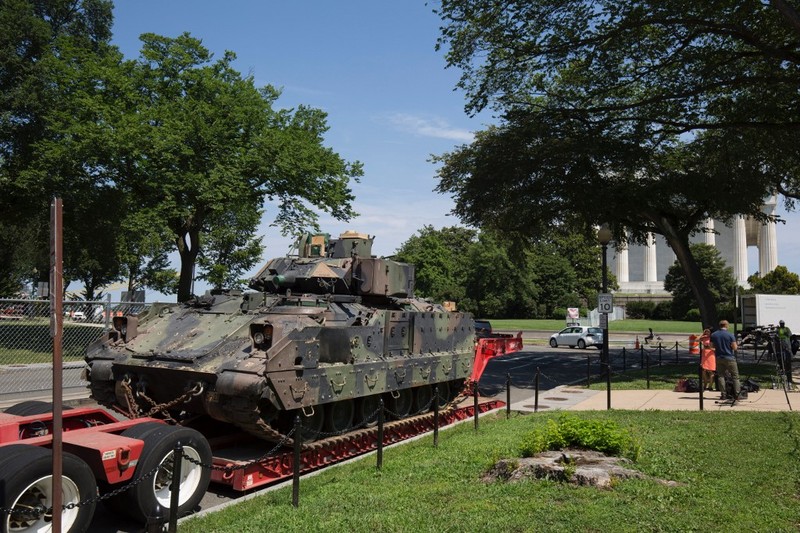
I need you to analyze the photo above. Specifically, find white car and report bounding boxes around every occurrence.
[72,311,86,321]
[549,326,604,349]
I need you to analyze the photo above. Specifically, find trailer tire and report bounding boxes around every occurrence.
[4,401,73,416]
[115,425,211,523]
[0,445,96,533]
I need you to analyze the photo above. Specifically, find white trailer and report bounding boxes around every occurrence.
[739,294,800,354]
[739,294,800,330]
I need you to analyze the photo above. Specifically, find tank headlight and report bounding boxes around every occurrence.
[250,324,273,349]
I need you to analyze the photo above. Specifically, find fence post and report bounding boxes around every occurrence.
[646,354,651,389]
[168,443,182,533]
[698,364,704,411]
[658,344,663,365]
[640,346,644,369]
[104,293,112,331]
[146,505,165,533]
[534,367,540,413]
[433,386,439,447]
[675,341,679,364]
[586,355,591,387]
[473,388,479,432]
[622,346,627,372]
[292,415,302,507]
[506,373,511,419]
[377,399,384,469]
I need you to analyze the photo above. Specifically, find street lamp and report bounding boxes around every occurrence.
[597,224,612,410]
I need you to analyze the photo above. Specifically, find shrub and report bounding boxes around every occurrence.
[625,300,656,319]
[684,308,701,321]
[652,301,673,320]
[519,414,641,461]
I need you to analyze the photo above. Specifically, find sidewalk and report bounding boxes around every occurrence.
[512,385,799,412]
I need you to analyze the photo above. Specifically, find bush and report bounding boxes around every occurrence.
[652,301,673,320]
[625,300,656,319]
[684,308,701,321]
[519,414,641,461]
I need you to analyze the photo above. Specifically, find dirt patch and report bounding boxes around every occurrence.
[483,448,680,489]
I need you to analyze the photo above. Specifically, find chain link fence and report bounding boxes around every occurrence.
[0,298,151,402]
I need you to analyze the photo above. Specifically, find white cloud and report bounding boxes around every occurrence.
[386,113,474,142]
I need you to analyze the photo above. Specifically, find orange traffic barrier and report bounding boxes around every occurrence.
[688,334,699,354]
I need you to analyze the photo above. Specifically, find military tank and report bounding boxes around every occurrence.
[85,231,478,442]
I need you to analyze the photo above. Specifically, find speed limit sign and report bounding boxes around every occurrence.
[598,293,613,314]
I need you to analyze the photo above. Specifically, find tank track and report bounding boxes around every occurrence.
[232,388,470,449]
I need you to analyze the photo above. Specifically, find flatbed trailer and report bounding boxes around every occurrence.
[0,334,521,532]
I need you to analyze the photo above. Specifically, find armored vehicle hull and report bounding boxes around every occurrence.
[86,232,478,442]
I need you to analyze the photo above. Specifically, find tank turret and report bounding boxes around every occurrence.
[86,232,477,443]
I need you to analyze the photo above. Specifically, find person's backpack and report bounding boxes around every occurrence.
[741,378,760,393]
[684,378,701,393]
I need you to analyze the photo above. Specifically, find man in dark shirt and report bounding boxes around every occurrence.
[711,320,740,401]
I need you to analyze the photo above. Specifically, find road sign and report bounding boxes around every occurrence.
[598,293,613,314]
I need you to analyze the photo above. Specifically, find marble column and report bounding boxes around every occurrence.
[644,233,657,282]
[702,218,715,246]
[615,243,629,283]
[758,207,778,275]
[732,216,748,284]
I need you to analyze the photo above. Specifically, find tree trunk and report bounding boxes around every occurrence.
[651,219,719,328]
[176,229,199,303]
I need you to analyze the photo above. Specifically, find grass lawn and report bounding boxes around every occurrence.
[181,409,800,532]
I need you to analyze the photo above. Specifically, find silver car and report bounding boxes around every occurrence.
[549,326,604,349]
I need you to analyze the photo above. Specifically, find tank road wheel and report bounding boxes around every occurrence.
[448,379,466,401]
[386,389,413,419]
[324,400,354,434]
[110,424,212,523]
[433,381,450,409]
[355,395,381,428]
[4,400,73,416]
[413,385,433,414]
[298,407,325,442]
[1,445,97,533]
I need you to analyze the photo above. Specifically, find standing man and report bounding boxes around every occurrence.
[777,320,794,385]
[711,320,740,401]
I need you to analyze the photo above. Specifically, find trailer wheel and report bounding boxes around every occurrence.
[4,401,73,416]
[0,445,96,533]
[114,425,211,523]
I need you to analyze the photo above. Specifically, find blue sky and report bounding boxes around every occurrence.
[107,1,800,299]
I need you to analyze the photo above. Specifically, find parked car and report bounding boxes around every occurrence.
[549,325,604,349]
[474,319,493,338]
[71,311,86,321]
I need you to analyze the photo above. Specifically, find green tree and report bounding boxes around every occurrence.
[663,244,737,321]
[125,33,362,301]
[0,0,117,297]
[434,0,793,328]
[394,225,477,303]
[460,232,539,318]
[747,266,800,295]
[196,205,264,291]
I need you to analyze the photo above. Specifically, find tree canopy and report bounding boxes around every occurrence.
[747,266,800,295]
[0,3,362,302]
[395,225,605,318]
[434,0,800,327]
[663,244,737,322]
